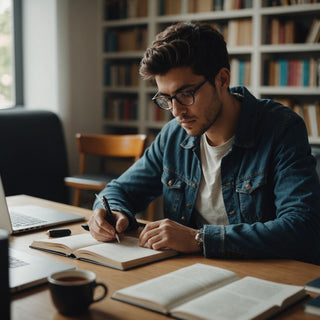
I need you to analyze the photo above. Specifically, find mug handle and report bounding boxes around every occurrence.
[92,282,108,303]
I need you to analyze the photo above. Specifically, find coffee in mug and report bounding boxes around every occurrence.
[48,269,107,316]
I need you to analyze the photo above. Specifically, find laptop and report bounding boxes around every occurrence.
[9,248,75,293]
[0,176,85,234]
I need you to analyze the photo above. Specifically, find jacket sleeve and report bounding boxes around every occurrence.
[93,127,165,230]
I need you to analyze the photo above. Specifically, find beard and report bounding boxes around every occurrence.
[179,102,223,137]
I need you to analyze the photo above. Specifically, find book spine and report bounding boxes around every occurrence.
[267,58,320,87]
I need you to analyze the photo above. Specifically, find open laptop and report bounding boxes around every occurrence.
[0,176,85,234]
[9,248,75,293]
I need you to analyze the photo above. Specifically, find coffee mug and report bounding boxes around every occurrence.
[48,269,107,316]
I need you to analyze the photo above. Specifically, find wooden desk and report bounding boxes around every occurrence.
[8,195,320,320]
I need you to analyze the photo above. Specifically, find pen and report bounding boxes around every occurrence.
[95,194,120,243]
[81,223,89,231]
[46,229,71,238]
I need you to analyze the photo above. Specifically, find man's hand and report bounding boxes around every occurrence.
[88,208,129,242]
[139,219,200,253]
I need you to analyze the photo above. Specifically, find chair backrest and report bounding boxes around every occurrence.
[76,133,147,174]
[0,108,69,203]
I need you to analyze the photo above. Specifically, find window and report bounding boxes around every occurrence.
[0,0,22,109]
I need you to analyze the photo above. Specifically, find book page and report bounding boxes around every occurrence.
[112,263,239,314]
[171,276,305,320]
[31,233,100,255]
[75,236,177,269]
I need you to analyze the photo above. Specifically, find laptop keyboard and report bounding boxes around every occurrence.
[9,255,29,269]
[10,211,46,228]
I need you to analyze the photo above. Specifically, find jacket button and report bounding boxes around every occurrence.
[245,183,251,190]
[168,179,174,186]
[181,216,186,221]
[229,210,235,216]
[186,203,191,208]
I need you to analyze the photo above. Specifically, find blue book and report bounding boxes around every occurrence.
[305,296,320,316]
[305,276,320,294]
[238,61,245,86]
[302,60,310,87]
[104,31,117,52]
[104,64,111,86]
[279,60,288,87]
[158,0,165,15]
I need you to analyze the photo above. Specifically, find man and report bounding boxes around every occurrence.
[88,22,320,264]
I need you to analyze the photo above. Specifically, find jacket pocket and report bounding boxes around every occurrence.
[161,170,186,214]
[236,172,268,222]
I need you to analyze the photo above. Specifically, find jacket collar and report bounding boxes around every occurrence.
[230,86,259,149]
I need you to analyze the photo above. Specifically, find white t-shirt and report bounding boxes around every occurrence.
[195,134,234,226]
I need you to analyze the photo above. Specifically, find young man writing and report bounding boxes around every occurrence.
[88,22,320,264]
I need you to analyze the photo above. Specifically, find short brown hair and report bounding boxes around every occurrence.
[139,22,230,84]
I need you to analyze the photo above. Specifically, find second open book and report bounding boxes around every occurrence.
[112,263,306,320]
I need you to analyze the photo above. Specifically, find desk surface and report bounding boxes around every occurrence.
[8,195,320,320]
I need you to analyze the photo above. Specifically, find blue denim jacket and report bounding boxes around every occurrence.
[95,86,320,264]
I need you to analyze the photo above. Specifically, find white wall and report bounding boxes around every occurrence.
[22,0,101,175]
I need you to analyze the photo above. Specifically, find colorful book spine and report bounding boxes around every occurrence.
[267,58,320,87]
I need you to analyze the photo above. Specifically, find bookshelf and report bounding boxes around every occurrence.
[98,0,320,145]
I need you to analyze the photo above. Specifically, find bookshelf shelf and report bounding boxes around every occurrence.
[103,51,145,59]
[155,8,254,23]
[309,137,320,144]
[103,86,140,93]
[261,3,320,15]
[102,18,149,27]
[260,44,320,53]
[228,46,253,54]
[99,0,320,142]
[102,120,139,128]
[259,86,320,96]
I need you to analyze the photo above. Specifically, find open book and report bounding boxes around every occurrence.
[30,233,177,270]
[112,263,306,320]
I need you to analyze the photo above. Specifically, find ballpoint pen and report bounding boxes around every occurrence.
[95,194,120,243]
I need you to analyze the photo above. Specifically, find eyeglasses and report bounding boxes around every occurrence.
[152,79,208,111]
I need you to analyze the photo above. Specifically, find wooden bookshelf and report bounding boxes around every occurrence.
[98,0,320,143]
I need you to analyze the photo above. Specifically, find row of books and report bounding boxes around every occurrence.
[227,18,252,46]
[266,0,320,6]
[273,98,320,137]
[230,59,251,87]
[148,102,169,122]
[104,97,170,123]
[104,0,148,20]
[104,27,147,52]
[265,58,320,87]
[104,97,138,121]
[159,0,252,15]
[202,20,252,47]
[103,19,251,53]
[204,21,252,47]
[268,18,320,44]
[307,19,320,43]
[293,103,320,137]
[104,63,139,86]
[268,19,302,44]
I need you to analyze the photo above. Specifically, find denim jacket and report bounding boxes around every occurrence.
[95,87,320,264]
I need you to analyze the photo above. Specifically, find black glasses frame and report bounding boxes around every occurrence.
[152,79,208,111]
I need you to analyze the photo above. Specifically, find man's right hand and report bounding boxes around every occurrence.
[88,208,129,242]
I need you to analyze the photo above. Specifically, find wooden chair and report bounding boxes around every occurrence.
[65,133,147,207]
